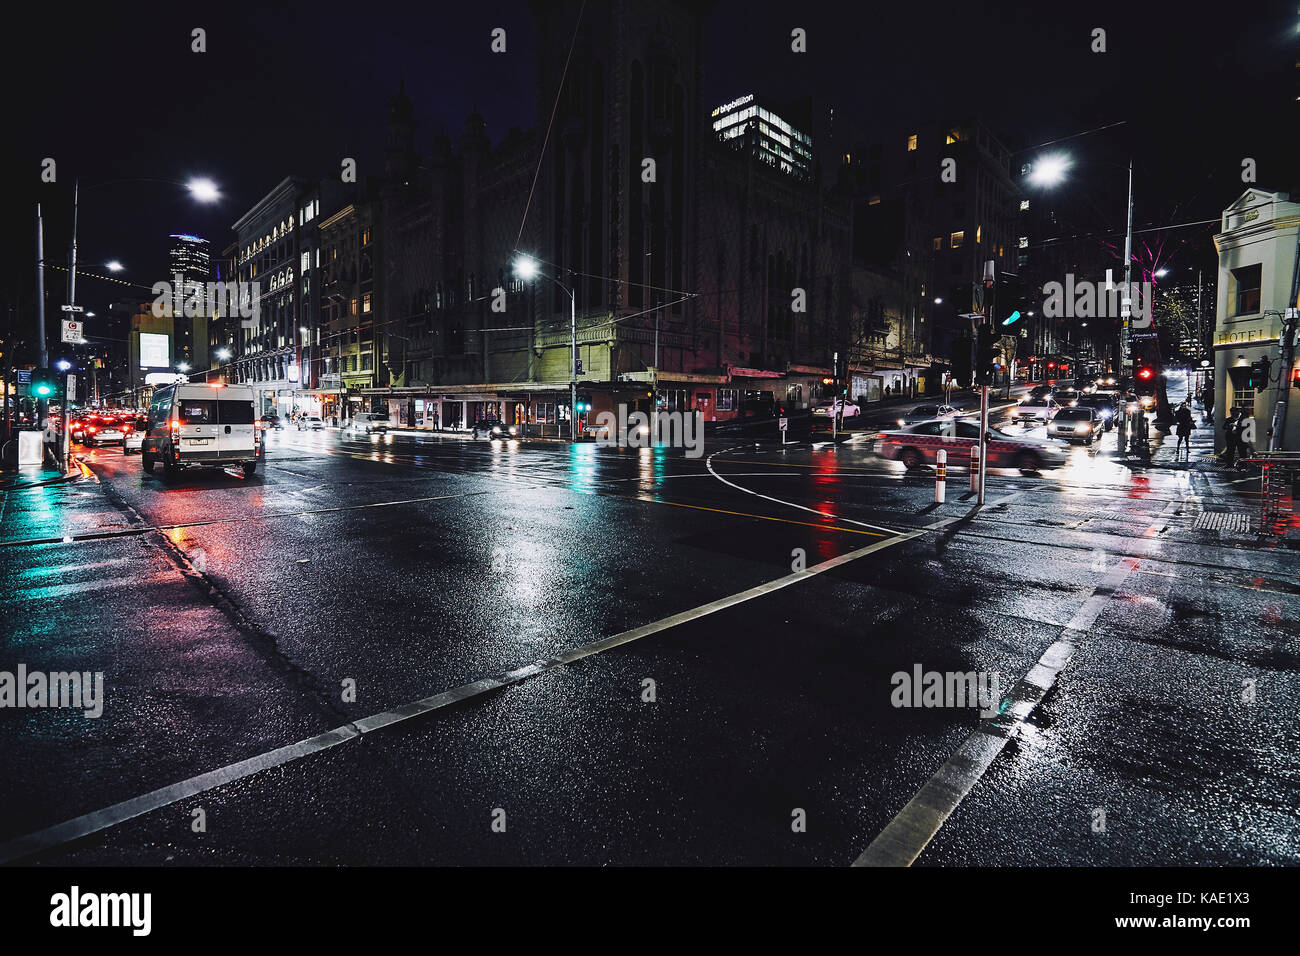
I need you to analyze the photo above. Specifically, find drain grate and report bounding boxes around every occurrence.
[1193,512,1254,533]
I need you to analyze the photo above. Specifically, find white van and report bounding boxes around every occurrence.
[141,383,263,478]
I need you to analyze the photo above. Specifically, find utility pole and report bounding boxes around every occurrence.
[570,271,577,444]
[1269,233,1300,451]
[1120,159,1134,373]
[978,260,995,505]
[36,205,49,427]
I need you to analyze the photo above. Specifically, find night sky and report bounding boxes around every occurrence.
[4,0,1296,338]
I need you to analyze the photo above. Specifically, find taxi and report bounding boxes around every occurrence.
[874,419,1069,474]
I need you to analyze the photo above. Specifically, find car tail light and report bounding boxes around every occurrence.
[88,426,97,433]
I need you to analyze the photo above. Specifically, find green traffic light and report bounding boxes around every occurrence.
[35,384,53,397]
[1002,310,1021,326]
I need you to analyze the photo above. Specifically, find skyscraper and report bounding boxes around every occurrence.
[168,234,212,373]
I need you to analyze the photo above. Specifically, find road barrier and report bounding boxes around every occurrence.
[969,444,980,493]
[935,449,947,503]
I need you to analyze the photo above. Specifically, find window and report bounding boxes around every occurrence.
[950,231,964,249]
[217,400,255,424]
[362,293,372,313]
[176,399,216,424]
[933,237,942,251]
[906,134,917,152]
[1019,199,1030,211]
[350,298,359,315]
[717,388,738,411]
[975,225,982,244]
[361,354,373,371]
[945,129,964,144]
[301,251,311,272]
[1232,264,1262,316]
[1018,236,1029,249]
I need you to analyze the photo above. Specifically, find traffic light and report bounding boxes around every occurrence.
[1135,364,1157,396]
[1245,359,1270,390]
[1291,367,1300,390]
[31,368,57,400]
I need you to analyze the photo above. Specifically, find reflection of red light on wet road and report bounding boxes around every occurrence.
[1128,476,1150,498]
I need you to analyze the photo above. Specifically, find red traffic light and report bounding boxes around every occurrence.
[1137,366,1154,380]
[821,377,833,385]
[1047,362,1056,369]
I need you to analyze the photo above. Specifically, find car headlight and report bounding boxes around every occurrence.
[492,426,501,434]
[898,419,905,427]
[1074,423,1091,434]
[508,427,518,436]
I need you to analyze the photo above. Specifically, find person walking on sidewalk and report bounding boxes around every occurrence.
[1174,402,1194,460]
[1224,407,1242,467]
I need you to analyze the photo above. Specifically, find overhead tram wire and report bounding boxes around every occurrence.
[514,0,587,253]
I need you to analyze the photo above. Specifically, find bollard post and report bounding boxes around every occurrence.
[969,443,980,493]
[935,448,947,503]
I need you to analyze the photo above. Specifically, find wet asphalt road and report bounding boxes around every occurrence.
[1,394,1297,866]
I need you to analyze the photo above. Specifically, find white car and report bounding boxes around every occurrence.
[347,412,390,435]
[124,429,144,454]
[812,400,861,418]
[1013,396,1066,423]
[297,416,325,431]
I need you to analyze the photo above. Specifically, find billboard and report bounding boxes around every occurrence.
[139,332,170,370]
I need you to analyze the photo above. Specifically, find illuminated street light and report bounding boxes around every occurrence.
[177,362,191,373]
[106,260,124,272]
[216,348,232,361]
[56,360,71,371]
[1028,154,1071,186]
[187,178,220,203]
[513,256,540,281]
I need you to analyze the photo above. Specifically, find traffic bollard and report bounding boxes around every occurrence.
[935,449,947,503]
[969,444,980,493]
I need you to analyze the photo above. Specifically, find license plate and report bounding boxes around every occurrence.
[186,439,211,445]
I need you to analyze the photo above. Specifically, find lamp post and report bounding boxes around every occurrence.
[514,255,577,443]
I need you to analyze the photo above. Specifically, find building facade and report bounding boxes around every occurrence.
[1212,188,1300,452]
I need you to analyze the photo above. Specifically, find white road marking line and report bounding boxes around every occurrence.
[2,490,1040,865]
[706,446,903,535]
[852,498,1180,868]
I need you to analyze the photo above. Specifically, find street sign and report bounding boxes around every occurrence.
[59,305,85,313]
[17,370,31,384]
[61,319,82,343]
[66,373,77,400]
[778,417,788,431]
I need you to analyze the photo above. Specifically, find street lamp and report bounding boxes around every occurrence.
[513,254,578,443]
[216,348,231,361]
[105,260,124,272]
[1027,154,1071,187]
[187,178,221,203]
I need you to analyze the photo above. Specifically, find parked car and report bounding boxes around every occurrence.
[898,403,961,427]
[874,419,1069,473]
[297,416,325,431]
[472,419,519,439]
[1048,406,1101,445]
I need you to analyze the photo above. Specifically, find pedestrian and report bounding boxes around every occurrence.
[1174,402,1193,459]
[884,383,891,399]
[1224,407,1241,467]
